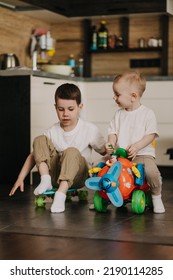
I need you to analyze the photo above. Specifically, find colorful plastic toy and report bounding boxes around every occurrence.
[35,187,88,208]
[85,148,152,214]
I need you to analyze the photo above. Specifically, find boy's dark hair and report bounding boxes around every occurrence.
[55,83,81,105]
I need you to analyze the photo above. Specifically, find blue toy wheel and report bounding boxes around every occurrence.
[131,190,146,214]
[94,191,109,212]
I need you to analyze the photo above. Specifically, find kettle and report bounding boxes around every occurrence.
[0,53,20,69]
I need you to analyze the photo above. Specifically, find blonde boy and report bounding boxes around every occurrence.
[106,71,165,214]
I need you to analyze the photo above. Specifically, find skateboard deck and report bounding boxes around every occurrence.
[35,187,88,207]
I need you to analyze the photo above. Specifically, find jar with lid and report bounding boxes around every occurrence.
[116,36,123,48]
[98,20,108,49]
[108,34,116,49]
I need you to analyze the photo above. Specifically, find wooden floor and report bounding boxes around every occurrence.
[0,176,173,260]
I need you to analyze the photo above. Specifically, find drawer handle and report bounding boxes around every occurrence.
[43,82,56,85]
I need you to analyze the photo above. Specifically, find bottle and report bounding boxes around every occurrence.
[32,36,41,70]
[90,25,98,50]
[67,54,76,76]
[78,57,84,77]
[98,20,108,49]
[39,34,47,61]
[46,31,53,50]
[32,50,37,71]
[46,31,55,59]
[67,54,76,67]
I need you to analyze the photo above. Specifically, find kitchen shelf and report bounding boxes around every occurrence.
[88,47,162,53]
[83,15,169,77]
[56,38,84,43]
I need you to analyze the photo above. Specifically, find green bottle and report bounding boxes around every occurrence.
[98,20,108,49]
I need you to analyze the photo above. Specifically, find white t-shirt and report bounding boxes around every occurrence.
[44,118,105,167]
[108,105,158,157]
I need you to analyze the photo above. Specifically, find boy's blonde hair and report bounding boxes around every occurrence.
[113,71,146,97]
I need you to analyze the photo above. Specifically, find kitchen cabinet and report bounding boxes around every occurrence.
[0,73,87,184]
[83,15,169,77]
[31,76,69,182]
[20,0,173,17]
[31,76,64,146]
[142,81,173,166]
[30,77,85,145]
[0,76,30,184]
[0,75,68,184]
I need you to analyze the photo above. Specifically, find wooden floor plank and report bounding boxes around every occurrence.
[0,178,173,260]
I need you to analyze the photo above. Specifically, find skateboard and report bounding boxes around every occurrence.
[35,187,88,207]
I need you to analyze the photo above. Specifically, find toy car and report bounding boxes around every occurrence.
[85,148,152,214]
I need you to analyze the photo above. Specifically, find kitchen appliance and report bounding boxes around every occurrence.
[0,53,20,69]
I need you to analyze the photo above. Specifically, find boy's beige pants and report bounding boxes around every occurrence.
[33,135,89,189]
[133,155,162,195]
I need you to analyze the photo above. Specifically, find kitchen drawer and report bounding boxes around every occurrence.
[87,99,117,122]
[30,77,66,145]
[31,103,57,127]
[145,81,173,98]
[85,82,113,99]
[142,99,173,123]
[31,76,67,103]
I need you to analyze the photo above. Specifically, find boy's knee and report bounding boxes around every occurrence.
[33,135,47,144]
[63,147,80,157]
[33,135,56,160]
[145,169,162,195]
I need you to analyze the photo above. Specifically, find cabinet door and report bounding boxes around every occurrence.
[30,77,82,183]
[0,76,30,184]
[143,81,173,166]
[84,81,117,137]
[31,77,67,147]
[83,81,117,162]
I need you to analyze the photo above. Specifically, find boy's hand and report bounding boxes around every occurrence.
[9,178,24,196]
[126,144,139,160]
[105,142,115,155]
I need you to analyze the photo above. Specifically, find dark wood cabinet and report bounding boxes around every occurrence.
[0,76,30,185]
